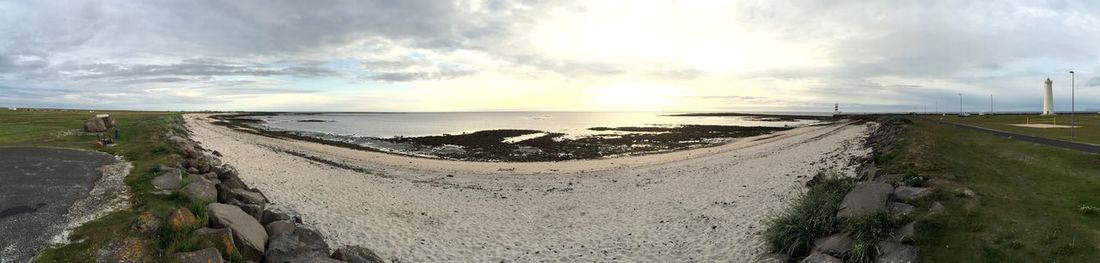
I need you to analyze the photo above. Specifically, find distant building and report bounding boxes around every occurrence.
[6,107,14,110]
[1042,78,1055,116]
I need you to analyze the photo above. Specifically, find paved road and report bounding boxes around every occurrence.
[926,118,1100,154]
[0,147,118,263]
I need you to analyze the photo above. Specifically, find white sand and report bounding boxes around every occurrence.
[185,114,873,262]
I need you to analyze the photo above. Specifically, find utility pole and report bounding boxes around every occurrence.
[1070,71,1076,138]
[990,94,993,115]
[958,93,963,115]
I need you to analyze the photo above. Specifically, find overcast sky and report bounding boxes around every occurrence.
[2,0,1099,112]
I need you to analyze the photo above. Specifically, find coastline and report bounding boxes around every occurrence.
[184,113,874,261]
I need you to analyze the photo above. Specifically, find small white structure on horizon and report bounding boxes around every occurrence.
[1041,78,1055,116]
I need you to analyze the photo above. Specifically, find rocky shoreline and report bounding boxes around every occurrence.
[211,113,800,162]
[96,123,386,263]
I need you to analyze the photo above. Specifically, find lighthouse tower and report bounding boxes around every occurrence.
[1041,78,1055,116]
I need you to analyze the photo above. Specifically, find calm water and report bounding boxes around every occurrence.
[250,112,824,139]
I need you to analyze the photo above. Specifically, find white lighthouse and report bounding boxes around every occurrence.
[1041,78,1055,116]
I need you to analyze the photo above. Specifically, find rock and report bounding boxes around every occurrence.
[263,227,333,263]
[266,220,296,238]
[193,228,238,258]
[888,202,915,218]
[168,208,198,230]
[84,116,108,132]
[221,173,249,190]
[876,241,917,263]
[332,245,386,263]
[174,247,224,263]
[929,202,947,215]
[858,162,877,179]
[800,252,842,263]
[231,189,267,205]
[240,204,264,220]
[216,183,236,204]
[182,180,218,202]
[185,157,212,174]
[152,167,183,190]
[757,253,791,263]
[95,237,148,263]
[893,222,915,243]
[200,172,219,181]
[812,233,852,256]
[837,181,893,218]
[893,186,931,201]
[214,165,238,180]
[187,173,216,185]
[207,203,268,260]
[956,187,975,197]
[131,212,160,235]
[261,210,292,225]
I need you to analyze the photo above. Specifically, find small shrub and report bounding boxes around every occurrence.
[764,171,856,256]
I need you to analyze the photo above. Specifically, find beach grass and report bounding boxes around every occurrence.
[938,114,1100,145]
[0,109,204,262]
[763,171,856,256]
[886,117,1100,262]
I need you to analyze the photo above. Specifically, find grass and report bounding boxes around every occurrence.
[882,117,1100,262]
[0,109,216,262]
[846,212,901,262]
[764,171,857,256]
[938,114,1100,145]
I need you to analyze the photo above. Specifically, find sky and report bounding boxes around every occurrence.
[2,0,1100,112]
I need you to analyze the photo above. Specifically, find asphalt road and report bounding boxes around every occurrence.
[926,118,1100,154]
[0,147,118,263]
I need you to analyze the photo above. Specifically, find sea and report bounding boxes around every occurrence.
[247,111,827,139]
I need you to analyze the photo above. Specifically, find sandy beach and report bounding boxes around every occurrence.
[185,113,873,262]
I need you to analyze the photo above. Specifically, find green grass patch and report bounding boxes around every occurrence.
[764,171,857,256]
[940,114,1100,145]
[883,117,1100,262]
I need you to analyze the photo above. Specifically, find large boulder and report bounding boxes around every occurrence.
[332,246,386,263]
[261,210,292,225]
[263,227,335,263]
[207,203,267,260]
[130,212,160,235]
[231,189,267,205]
[888,202,915,218]
[220,173,249,190]
[266,220,296,238]
[192,228,238,258]
[837,181,894,219]
[174,247,224,263]
[876,241,917,263]
[95,237,148,263]
[893,222,915,243]
[182,180,218,202]
[812,233,852,256]
[152,167,183,191]
[893,186,931,201]
[84,116,108,132]
[800,252,842,263]
[240,204,265,220]
[168,208,198,230]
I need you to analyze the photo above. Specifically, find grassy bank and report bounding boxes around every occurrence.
[939,114,1100,145]
[0,109,206,261]
[885,117,1100,261]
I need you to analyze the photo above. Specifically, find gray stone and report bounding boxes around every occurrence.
[956,187,975,197]
[929,202,946,215]
[152,168,182,190]
[130,212,160,235]
[192,228,238,258]
[200,172,219,181]
[332,246,386,263]
[888,202,915,218]
[207,203,268,261]
[261,210,292,225]
[876,241,917,263]
[266,220,296,238]
[95,237,148,263]
[187,173,216,185]
[757,253,790,263]
[812,233,852,256]
[240,204,264,220]
[893,186,931,201]
[182,180,217,202]
[174,247,224,263]
[216,183,237,205]
[837,181,893,218]
[800,252,842,263]
[232,189,267,205]
[220,171,249,190]
[893,222,915,243]
[263,227,333,263]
